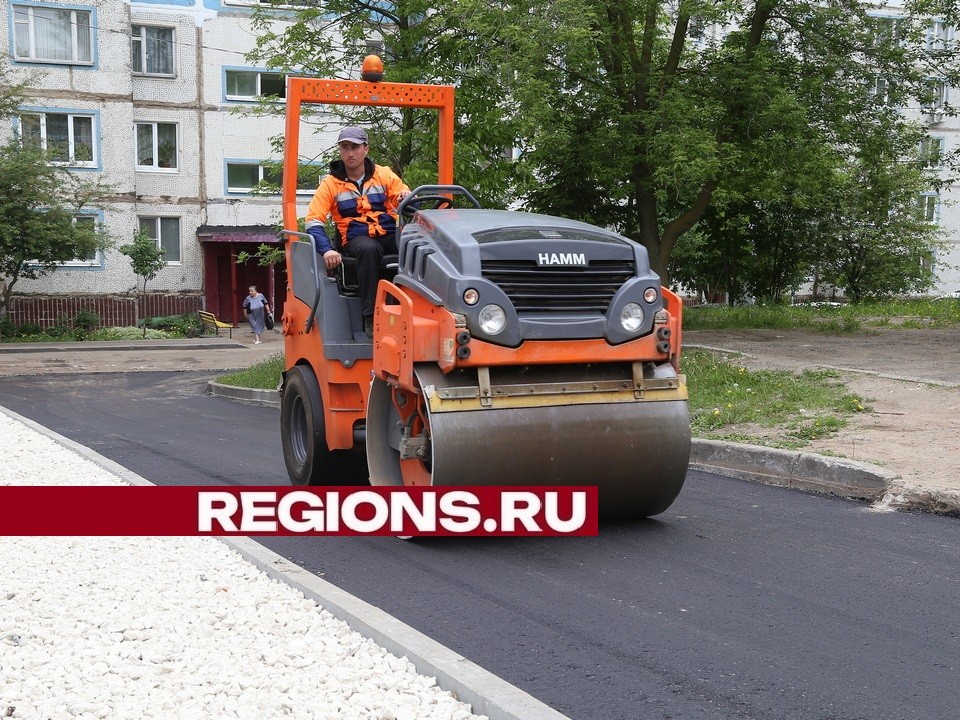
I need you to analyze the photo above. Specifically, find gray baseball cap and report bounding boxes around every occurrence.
[337,126,368,144]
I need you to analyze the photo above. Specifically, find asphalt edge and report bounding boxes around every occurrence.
[0,404,572,720]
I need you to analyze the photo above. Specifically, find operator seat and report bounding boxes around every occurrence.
[326,228,398,297]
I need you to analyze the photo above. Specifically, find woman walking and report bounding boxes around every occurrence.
[242,285,271,344]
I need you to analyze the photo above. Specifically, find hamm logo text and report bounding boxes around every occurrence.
[537,252,587,266]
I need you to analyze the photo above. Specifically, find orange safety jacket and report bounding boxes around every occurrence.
[305,158,409,253]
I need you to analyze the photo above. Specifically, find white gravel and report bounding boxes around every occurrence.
[0,411,486,720]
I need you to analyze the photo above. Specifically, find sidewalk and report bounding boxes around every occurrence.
[0,330,283,377]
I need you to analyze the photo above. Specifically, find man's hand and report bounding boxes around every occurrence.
[323,249,342,270]
[398,189,410,200]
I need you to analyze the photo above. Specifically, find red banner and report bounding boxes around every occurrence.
[0,486,598,537]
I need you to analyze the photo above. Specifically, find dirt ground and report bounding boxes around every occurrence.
[685,328,960,500]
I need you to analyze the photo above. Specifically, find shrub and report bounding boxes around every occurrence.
[16,323,42,336]
[73,308,101,332]
[44,324,73,338]
[89,326,175,341]
[139,313,198,337]
[0,317,15,338]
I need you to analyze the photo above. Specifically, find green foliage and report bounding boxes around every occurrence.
[120,230,166,293]
[684,349,866,448]
[682,299,960,330]
[90,326,178,341]
[236,243,285,267]
[216,354,285,389]
[15,323,42,337]
[72,308,101,332]
[0,139,113,314]
[120,230,167,337]
[139,313,198,337]
[451,0,957,294]
[245,0,530,207]
[0,58,114,315]
[0,323,180,342]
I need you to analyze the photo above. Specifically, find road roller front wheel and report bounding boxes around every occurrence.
[280,364,367,486]
[366,376,431,487]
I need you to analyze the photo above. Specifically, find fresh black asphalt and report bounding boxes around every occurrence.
[2,371,958,720]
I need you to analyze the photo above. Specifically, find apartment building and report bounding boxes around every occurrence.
[2,0,337,327]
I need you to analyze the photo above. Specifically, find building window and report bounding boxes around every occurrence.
[138,216,181,263]
[28,215,101,267]
[13,4,93,65]
[927,21,954,51]
[917,193,939,222]
[227,162,280,193]
[17,111,96,167]
[871,77,894,106]
[65,215,101,266]
[921,78,948,112]
[920,136,945,168]
[135,122,178,170]
[869,16,904,47]
[226,161,319,194]
[131,25,175,76]
[224,70,286,101]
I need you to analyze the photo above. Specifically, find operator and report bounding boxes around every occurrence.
[305,126,410,338]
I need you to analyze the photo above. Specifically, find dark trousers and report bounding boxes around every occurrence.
[346,234,398,317]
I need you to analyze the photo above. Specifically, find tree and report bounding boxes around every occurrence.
[455,0,960,288]
[816,155,943,303]
[120,230,166,336]
[243,1,958,296]
[0,140,112,316]
[245,0,532,207]
[0,59,113,317]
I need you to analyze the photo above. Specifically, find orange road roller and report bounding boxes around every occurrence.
[278,73,689,518]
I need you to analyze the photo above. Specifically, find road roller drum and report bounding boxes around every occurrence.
[368,364,690,518]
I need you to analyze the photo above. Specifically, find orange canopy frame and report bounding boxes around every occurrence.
[280,73,455,236]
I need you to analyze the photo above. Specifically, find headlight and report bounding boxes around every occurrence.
[643,287,658,303]
[478,304,506,335]
[620,303,644,332]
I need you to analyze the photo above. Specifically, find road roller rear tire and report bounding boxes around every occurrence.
[281,364,367,486]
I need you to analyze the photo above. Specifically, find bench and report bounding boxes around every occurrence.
[197,310,234,338]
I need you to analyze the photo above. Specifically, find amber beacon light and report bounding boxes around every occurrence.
[361,54,384,82]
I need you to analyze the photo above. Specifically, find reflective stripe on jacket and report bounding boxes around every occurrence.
[305,158,408,252]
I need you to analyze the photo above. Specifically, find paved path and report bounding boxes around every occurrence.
[0,330,283,377]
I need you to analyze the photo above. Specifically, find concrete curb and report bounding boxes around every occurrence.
[690,438,896,501]
[206,381,280,408]
[879,484,960,518]
[0,404,571,720]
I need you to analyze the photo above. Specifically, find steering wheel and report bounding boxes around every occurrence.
[400,195,453,219]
